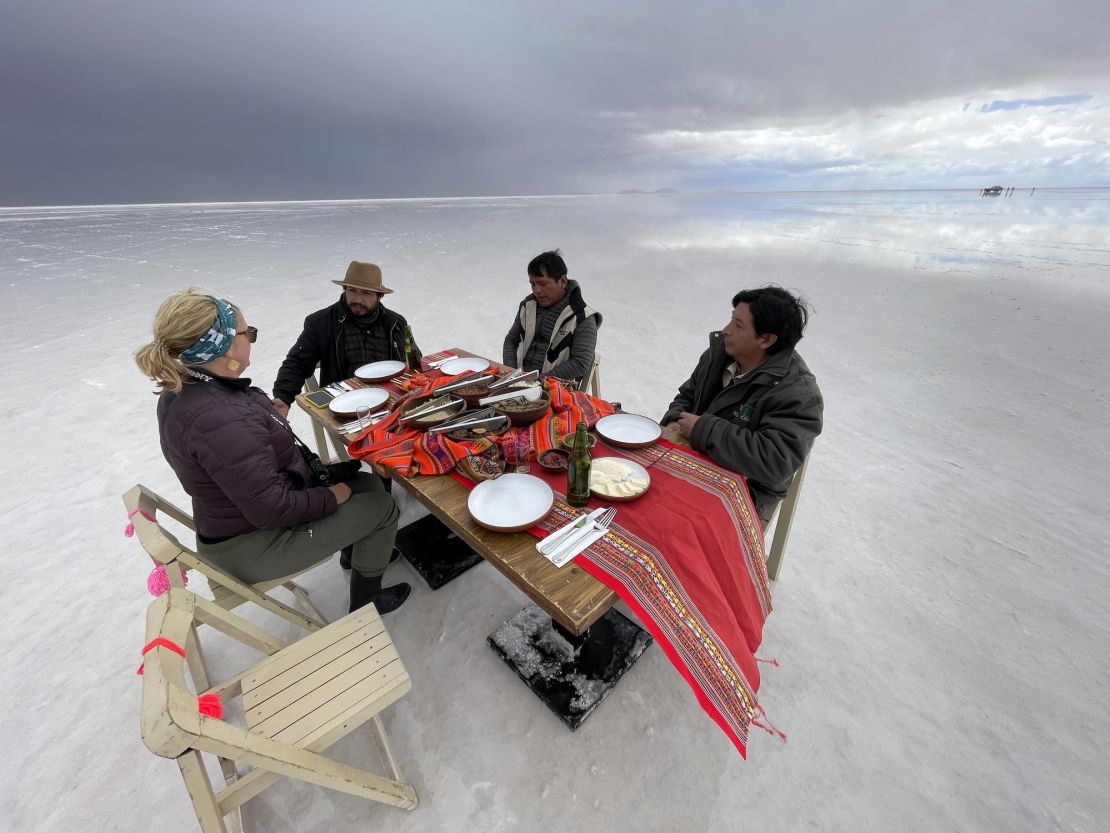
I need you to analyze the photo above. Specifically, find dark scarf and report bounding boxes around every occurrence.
[340,297,392,376]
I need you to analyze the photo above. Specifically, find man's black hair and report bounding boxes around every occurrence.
[731,286,810,355]
[527,250,567,280]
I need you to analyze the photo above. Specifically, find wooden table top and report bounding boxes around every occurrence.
[295,349,618,636]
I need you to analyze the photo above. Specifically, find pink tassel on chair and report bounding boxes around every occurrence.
[124,507,157,537]
[197,693,224,719]
[146,564,188,596]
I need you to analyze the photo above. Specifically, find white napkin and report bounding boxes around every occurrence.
[544,526,609,568]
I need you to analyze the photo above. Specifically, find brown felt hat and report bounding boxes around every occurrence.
[332,261,394,294]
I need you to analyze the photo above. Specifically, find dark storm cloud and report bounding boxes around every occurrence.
[1,0,1106,205]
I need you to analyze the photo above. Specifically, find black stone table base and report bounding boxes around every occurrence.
[395,514,484,590]
[487,604,652,730]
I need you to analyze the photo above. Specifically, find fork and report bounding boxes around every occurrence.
[547,507,616,564]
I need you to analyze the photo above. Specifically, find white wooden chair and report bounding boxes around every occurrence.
[583,352,602,398]
[123,485,328,636]
[303,373,352,462]
[763,453,811,581]
[141,588,418,833]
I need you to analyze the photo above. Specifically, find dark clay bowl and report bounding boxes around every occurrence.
[559,432,598,451]
[493,391,552,426]
[537,448,571,472]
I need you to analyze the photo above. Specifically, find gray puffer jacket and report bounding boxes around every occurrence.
[158,372,337,538]
[663,334,823,523]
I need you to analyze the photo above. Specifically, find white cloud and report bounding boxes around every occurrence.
[635,82,1110,188]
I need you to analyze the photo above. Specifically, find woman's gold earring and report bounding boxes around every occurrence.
[226,359,241,372]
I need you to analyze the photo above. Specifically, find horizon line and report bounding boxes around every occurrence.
[1,185,1105,212]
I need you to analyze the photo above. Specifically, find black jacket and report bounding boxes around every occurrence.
[273,297,413,404]
[663,334,823,523]
[159,374,335,538]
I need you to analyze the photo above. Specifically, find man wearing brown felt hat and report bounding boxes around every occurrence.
[271,261,420,417]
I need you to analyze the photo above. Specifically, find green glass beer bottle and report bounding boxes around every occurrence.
[566,421,592,508]
[403,324,422,371]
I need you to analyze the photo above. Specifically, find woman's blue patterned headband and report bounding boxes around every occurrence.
[180,296,238,365]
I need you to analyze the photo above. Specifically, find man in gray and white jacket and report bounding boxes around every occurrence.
[663,286,823,526]
[502,250,601,387]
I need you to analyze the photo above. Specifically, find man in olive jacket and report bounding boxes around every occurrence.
[662,287,823,526]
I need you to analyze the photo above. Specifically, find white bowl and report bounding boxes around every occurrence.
[328,387,390,416]
[354,360,406,382]
[595,413,662,449]
[467,473,554,532]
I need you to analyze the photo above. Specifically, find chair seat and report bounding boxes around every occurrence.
[209,575,286,611]
[241,606,410,747]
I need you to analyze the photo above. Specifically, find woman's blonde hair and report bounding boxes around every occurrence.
[135,290,238,393]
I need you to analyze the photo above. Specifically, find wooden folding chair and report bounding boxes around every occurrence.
[141,588,418,833]
[584,352,602,398]
[304,373,351,462]
[764,453,812,581]
[123,484,328,636]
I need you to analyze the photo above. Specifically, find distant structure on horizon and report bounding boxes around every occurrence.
[982,185,1004,196]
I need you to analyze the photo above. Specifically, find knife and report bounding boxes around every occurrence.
[536,506,607,555]
[549,526,609,567]
[546,518,609,564]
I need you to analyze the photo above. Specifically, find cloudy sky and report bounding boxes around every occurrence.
[2,0,1106,206]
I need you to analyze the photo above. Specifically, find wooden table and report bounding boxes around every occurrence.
[295,352,618,637]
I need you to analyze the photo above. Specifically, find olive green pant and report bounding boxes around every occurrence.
[197,473,399,584]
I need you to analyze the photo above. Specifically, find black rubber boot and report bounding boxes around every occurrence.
[349,571,411,614]
[341,545,401,571]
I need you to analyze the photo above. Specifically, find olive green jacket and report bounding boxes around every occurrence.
[663,333,823,523]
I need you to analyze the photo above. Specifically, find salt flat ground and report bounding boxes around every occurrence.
[1,190,1107,833]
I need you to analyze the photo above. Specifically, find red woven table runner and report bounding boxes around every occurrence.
[453,438,773,757]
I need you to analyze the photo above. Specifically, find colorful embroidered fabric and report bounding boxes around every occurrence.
[347,375,615,476]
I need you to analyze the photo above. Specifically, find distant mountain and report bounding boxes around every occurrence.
[618,188,679,195]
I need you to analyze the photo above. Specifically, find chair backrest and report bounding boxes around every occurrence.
[764,452,812,581]
[584,352,602,398]
[123,484,326,633]
[123,484,197,572]
[304,370,351,462]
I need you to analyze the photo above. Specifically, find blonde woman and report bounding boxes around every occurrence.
[135,291,410,614]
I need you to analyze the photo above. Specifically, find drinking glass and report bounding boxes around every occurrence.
[355,404,375,430]
[514,432,532,474]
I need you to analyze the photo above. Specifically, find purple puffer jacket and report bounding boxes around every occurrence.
[157,373,336,538]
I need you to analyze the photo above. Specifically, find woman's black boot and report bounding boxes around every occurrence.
[349,571,411,614]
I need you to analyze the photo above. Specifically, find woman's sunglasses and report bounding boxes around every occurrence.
[237,326,258,343]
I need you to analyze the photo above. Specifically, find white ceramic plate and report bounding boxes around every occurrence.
[467,473,554,533]
[438,357,490,376]
[354,360,406,382]
[328,387,390,416]
[595,413,662,449]
[590,457,651,502]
